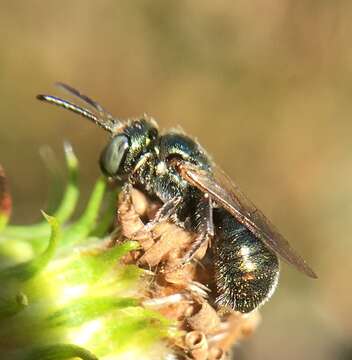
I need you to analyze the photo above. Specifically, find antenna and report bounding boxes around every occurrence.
[37,83,121,133]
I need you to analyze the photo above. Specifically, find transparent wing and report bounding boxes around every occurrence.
[177,161,317,279]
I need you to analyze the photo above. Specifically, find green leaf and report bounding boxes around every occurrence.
[39,145,65,215]
[24,344,98,360]
[61,177,106,247]
[0,213,60,282]
[90,189,118,237]
[60,240,139,285]
[46,297,138,328]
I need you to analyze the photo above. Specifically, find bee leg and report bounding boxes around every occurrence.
[180,195,214,265]
[132,196,183,237]
[120,183,133,203]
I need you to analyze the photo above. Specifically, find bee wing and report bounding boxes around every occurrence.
[177,161,317,279]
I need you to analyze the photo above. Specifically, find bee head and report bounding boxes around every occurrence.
[99,117,158,180]
[37,83,158,180]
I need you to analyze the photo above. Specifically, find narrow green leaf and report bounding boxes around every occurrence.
[89,189,118,237]
[0,213,60,282]
[46,297,138,328]
[39,145,65,215]
[95,308,172,354]
[24,344,98,360]
[53,143,79,223]
[49,240,139,286]
[61,177,106,246]
[76,240,139,282]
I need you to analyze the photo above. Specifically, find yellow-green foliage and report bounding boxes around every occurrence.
[0,146,173,360]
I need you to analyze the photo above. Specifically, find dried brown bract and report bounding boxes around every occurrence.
[117,187,260,359]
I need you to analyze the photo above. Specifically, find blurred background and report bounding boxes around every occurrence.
[0,1,351,359]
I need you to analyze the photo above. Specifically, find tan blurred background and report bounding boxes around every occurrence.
[0,1,351,359]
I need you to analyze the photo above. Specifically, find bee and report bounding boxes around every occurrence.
[37,83,317,313]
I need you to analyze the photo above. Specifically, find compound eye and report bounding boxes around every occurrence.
[100,134,129,177]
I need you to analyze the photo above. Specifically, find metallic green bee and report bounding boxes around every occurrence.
[37,83,317,313]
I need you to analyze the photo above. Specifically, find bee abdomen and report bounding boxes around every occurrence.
[213,209,280,313]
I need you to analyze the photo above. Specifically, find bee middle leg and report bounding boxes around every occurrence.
[180,195,214,265]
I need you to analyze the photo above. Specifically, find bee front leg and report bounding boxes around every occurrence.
[117,183,148,240]
[131,195,183,238]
